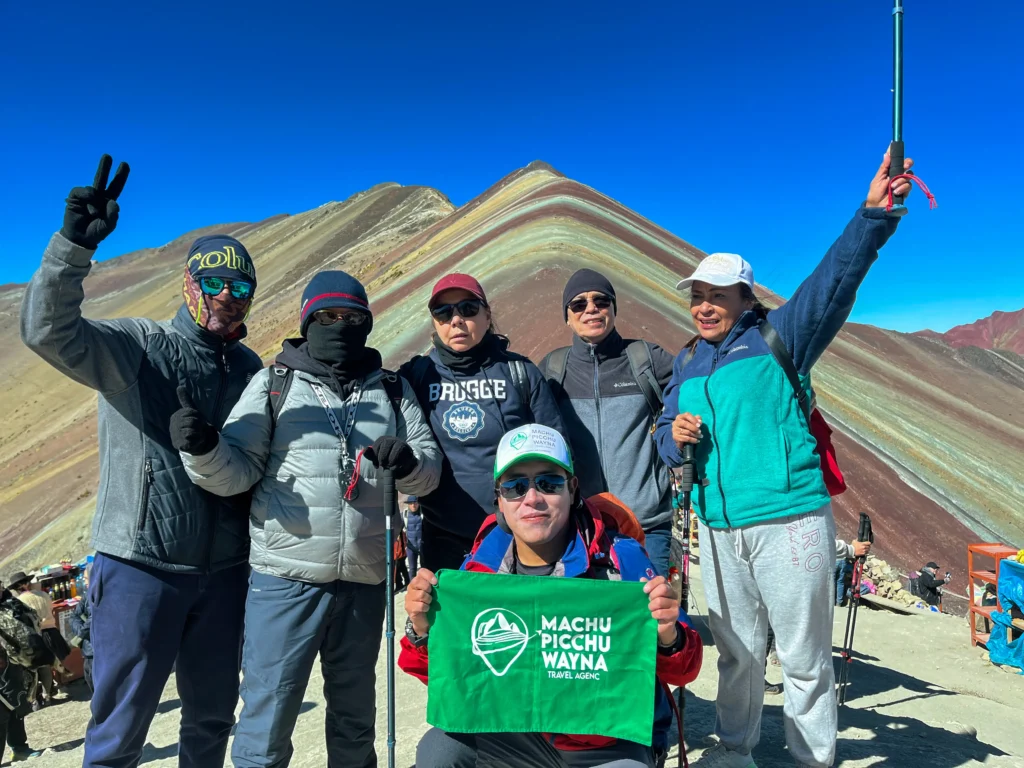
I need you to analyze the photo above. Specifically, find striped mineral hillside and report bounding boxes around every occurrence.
[2,162,1021,600]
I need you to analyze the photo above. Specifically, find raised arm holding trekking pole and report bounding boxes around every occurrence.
[20,155,264,768]
[653,155,914,768]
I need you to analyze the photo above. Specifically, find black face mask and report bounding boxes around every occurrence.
[306,322,371,369]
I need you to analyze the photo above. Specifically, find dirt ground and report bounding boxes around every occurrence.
[7,561,1024,768]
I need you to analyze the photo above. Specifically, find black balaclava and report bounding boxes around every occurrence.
[306,322,372,372]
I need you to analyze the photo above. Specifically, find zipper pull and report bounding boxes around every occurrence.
[145,459,155,484]
[222,352,230,374]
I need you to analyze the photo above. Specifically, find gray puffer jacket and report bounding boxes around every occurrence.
[181,350,442,585]
[20,233,262,574]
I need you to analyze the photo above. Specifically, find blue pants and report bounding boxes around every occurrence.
[642,522,672,579]
[232,571,386,768]
[84,553,248,768]
[835,559,852,605]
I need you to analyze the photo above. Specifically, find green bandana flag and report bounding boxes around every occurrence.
[426,569,658,746]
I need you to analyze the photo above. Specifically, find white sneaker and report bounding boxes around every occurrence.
[691,744,758,768]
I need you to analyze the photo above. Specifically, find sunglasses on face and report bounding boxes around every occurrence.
[313,309,369,326]
[568,294,613,315]
[198,276,254,300]
[431,299,484,324]
[497,473,568,500]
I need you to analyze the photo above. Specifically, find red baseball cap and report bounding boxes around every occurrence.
[429,273,488,308]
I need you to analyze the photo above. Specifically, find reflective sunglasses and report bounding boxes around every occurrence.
[431,299,485,324]
[567,294,613,315]
[199,276,254,300]
[497,473,568,500]
[313,309,369,326]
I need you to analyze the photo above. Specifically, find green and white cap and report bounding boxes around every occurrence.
[494,424,574,480]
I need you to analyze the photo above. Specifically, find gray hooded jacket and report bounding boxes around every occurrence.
[20,233,263,573]
[180,361,442,585]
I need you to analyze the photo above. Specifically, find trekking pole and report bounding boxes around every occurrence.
[383,468,397,768]
[837,512,874,705]
[888,0,908,216]
[668,444,696,609]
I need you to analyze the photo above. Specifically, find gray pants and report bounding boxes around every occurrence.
[231,571,386,768]
[416,727,653,768]
[699,505,837,768]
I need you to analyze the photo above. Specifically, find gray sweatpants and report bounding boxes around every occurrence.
[699,504,837,768]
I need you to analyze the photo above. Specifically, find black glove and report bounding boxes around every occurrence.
[169,386,219,456]
[365,436,418,479]
[61,154,130,249]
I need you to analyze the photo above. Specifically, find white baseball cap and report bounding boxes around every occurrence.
[675,253,754,291]
[494,424,574,480]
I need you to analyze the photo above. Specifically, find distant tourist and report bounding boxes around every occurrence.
[20,155,263,768]
[0,582,46,762]
[399,273,566,572]
[70,564,94,693]
[656,152,915,768]
[405,496,423,577]
[173,270,441,767]
[916,562,951,607]
[835,537,873,606]
[7,572,68,709]
[539,269,677,577]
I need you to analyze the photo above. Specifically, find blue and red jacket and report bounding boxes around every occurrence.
[398,499,703,751]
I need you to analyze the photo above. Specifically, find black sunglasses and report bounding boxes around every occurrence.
[199,276,254,300]
[313,309,369,327]
[497,473,568,500]
[567,294,613,314]
[431,299,485,324]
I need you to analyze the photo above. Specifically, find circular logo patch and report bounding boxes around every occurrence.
[442,401,485,442]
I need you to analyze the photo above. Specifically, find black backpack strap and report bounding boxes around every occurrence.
[758,320,811,420]
[625,341,663,417]
[407,356,433,399]
[267,364,295,438]
[509,359,534,421]
[543,347,571,387]
[380,369,406,430]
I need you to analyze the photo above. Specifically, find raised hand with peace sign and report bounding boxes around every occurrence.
[61,154,130,250]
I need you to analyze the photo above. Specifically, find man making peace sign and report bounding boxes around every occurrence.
[20,155,264,768]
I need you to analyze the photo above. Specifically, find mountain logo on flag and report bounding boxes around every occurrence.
[471,608,530,676]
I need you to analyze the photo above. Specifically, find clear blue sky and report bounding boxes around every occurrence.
[2,0,1021,332]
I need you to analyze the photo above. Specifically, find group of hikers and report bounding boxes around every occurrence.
[5,148,914,768]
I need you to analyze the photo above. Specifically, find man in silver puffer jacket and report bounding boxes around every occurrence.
[172,270,441,768]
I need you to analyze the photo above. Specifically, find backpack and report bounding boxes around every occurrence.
[587,493,647,546]
[406,355,534,420]
[908,572,922,598]
[0,597,55,669]
[545,341,663,417]
[267,365,406,433]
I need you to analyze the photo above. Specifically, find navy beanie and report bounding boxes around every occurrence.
[187,235,257,287]
[300,270,372,336]
[562,268,617,320]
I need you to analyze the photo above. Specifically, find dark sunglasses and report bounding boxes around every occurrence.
[431,299,485,324]
[567,294,613,314]
[313,309,369,327]
[497,473,568,500]
[199,276,253,300]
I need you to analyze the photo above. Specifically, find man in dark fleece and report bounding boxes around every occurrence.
[20,155,263,768]
[917,562,950,607]
[539,269,676,577]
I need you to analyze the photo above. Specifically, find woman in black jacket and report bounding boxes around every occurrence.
[400,273,566,572]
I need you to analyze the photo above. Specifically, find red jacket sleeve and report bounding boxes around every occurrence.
[398,635,430,685]
[655,623,703,688]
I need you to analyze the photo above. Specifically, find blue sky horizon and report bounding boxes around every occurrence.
[3,0,1021,333]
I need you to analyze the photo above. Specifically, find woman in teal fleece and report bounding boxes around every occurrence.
[654,152,914,768]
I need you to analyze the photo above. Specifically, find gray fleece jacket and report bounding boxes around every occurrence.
[20,233,262,573]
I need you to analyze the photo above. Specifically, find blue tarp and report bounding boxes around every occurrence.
[987,558,1024,672]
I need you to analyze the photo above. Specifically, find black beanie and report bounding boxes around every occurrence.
[562,269,617,320]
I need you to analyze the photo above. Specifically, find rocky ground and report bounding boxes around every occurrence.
[7,560,1024,768]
